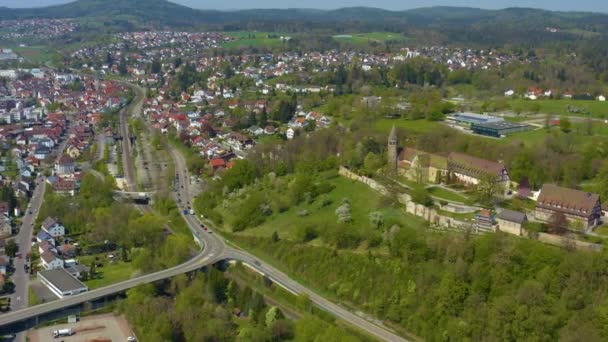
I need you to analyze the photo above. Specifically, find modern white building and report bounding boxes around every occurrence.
[38,268,88,298]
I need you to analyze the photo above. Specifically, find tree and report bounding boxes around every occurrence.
[259,108,268,127]
[118,56,128,76]
[474,174,501,206]
[106,52,113,66]
[271,231,279,242]
[222,160,257,192]
[150,59,162,74]
[411,187,433,207]
[548,211,569,235]
[363,152,383,176]
[5,240,17,258]
[560,116,572,133]
[89,262,97,278]
[335,202,352,224]
[265,306,282,326]
[369,211,385,229]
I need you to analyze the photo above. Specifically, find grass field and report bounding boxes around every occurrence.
[333,32,409,45]
[427,186,469,203]
[79,254,135,289]
[507,98,608,118]
[223,31,288,48]
[374,118,442,135]
[237,176,427,243]
[12,45,61,65]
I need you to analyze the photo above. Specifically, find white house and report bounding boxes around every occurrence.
[286,128,295,140]
[41,217,66,238]
[40,251,64,270]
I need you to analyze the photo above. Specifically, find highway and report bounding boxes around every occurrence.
[1,82,410,342]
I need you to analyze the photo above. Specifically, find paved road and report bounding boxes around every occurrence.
[10,130,72,342]
[10,178,46,313]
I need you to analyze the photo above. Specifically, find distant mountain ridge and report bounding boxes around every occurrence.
[1,0,607,44]
[0,0,605,22]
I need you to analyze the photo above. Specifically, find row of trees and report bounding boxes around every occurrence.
[121,267,364,341]
[233,228,608,342]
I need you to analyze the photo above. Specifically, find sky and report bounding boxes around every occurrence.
[0,0,606,12]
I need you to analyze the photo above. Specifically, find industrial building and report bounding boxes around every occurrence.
[38,268,88,299]
[471,121,533,137]
[446,112,503,127]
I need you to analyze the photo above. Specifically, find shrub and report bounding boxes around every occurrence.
[296,225,318,243]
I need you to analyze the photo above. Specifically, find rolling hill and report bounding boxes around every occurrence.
[1,0,607,44]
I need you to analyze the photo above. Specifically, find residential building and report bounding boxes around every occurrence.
[535,184,601,229]
[40,251,64,270]
[0,220,11,238]
[36,230,55,246]
[496,209,527,236]
[286,128,295,140]
[0,255,9,275]
[54,154,75,175]
[476,209,496,232]
[41,217,66,238]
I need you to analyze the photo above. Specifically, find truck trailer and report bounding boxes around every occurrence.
[53,328,74,338]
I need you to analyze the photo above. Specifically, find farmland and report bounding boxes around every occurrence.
[12,45,61,65]
[332,32,409,45]
[222,31,290,48]
[507,98,608,118]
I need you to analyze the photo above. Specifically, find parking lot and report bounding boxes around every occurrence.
[27,314,135,342]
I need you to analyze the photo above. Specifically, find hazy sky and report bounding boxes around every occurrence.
[1,0,606,12]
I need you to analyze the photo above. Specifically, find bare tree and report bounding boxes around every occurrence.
[548,211,569,235]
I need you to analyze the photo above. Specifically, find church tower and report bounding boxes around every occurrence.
[388,125,398,173]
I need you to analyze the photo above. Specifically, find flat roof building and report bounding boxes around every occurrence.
[38,268,88,299]
[447,112,503,127]
[471,121,533,137]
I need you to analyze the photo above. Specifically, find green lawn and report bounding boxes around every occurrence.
[78,254,135,289]
[507,98,608,118]
[499,197,537,212]
[222,31,289,48]
[593,226,608,237]
[498,127,553,146]
[235,176,427,243]
[12,45,61,65]
[28,286,40,307]
[374,119,442,135]
[427,186,469,203]
[333,32,409,45]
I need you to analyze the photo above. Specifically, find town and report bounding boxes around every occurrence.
[1,1,608,342]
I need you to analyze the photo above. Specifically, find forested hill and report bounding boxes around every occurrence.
[1,0,608,44]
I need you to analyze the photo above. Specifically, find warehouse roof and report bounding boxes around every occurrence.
[38,268,88,293]
[472,121,532,130]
